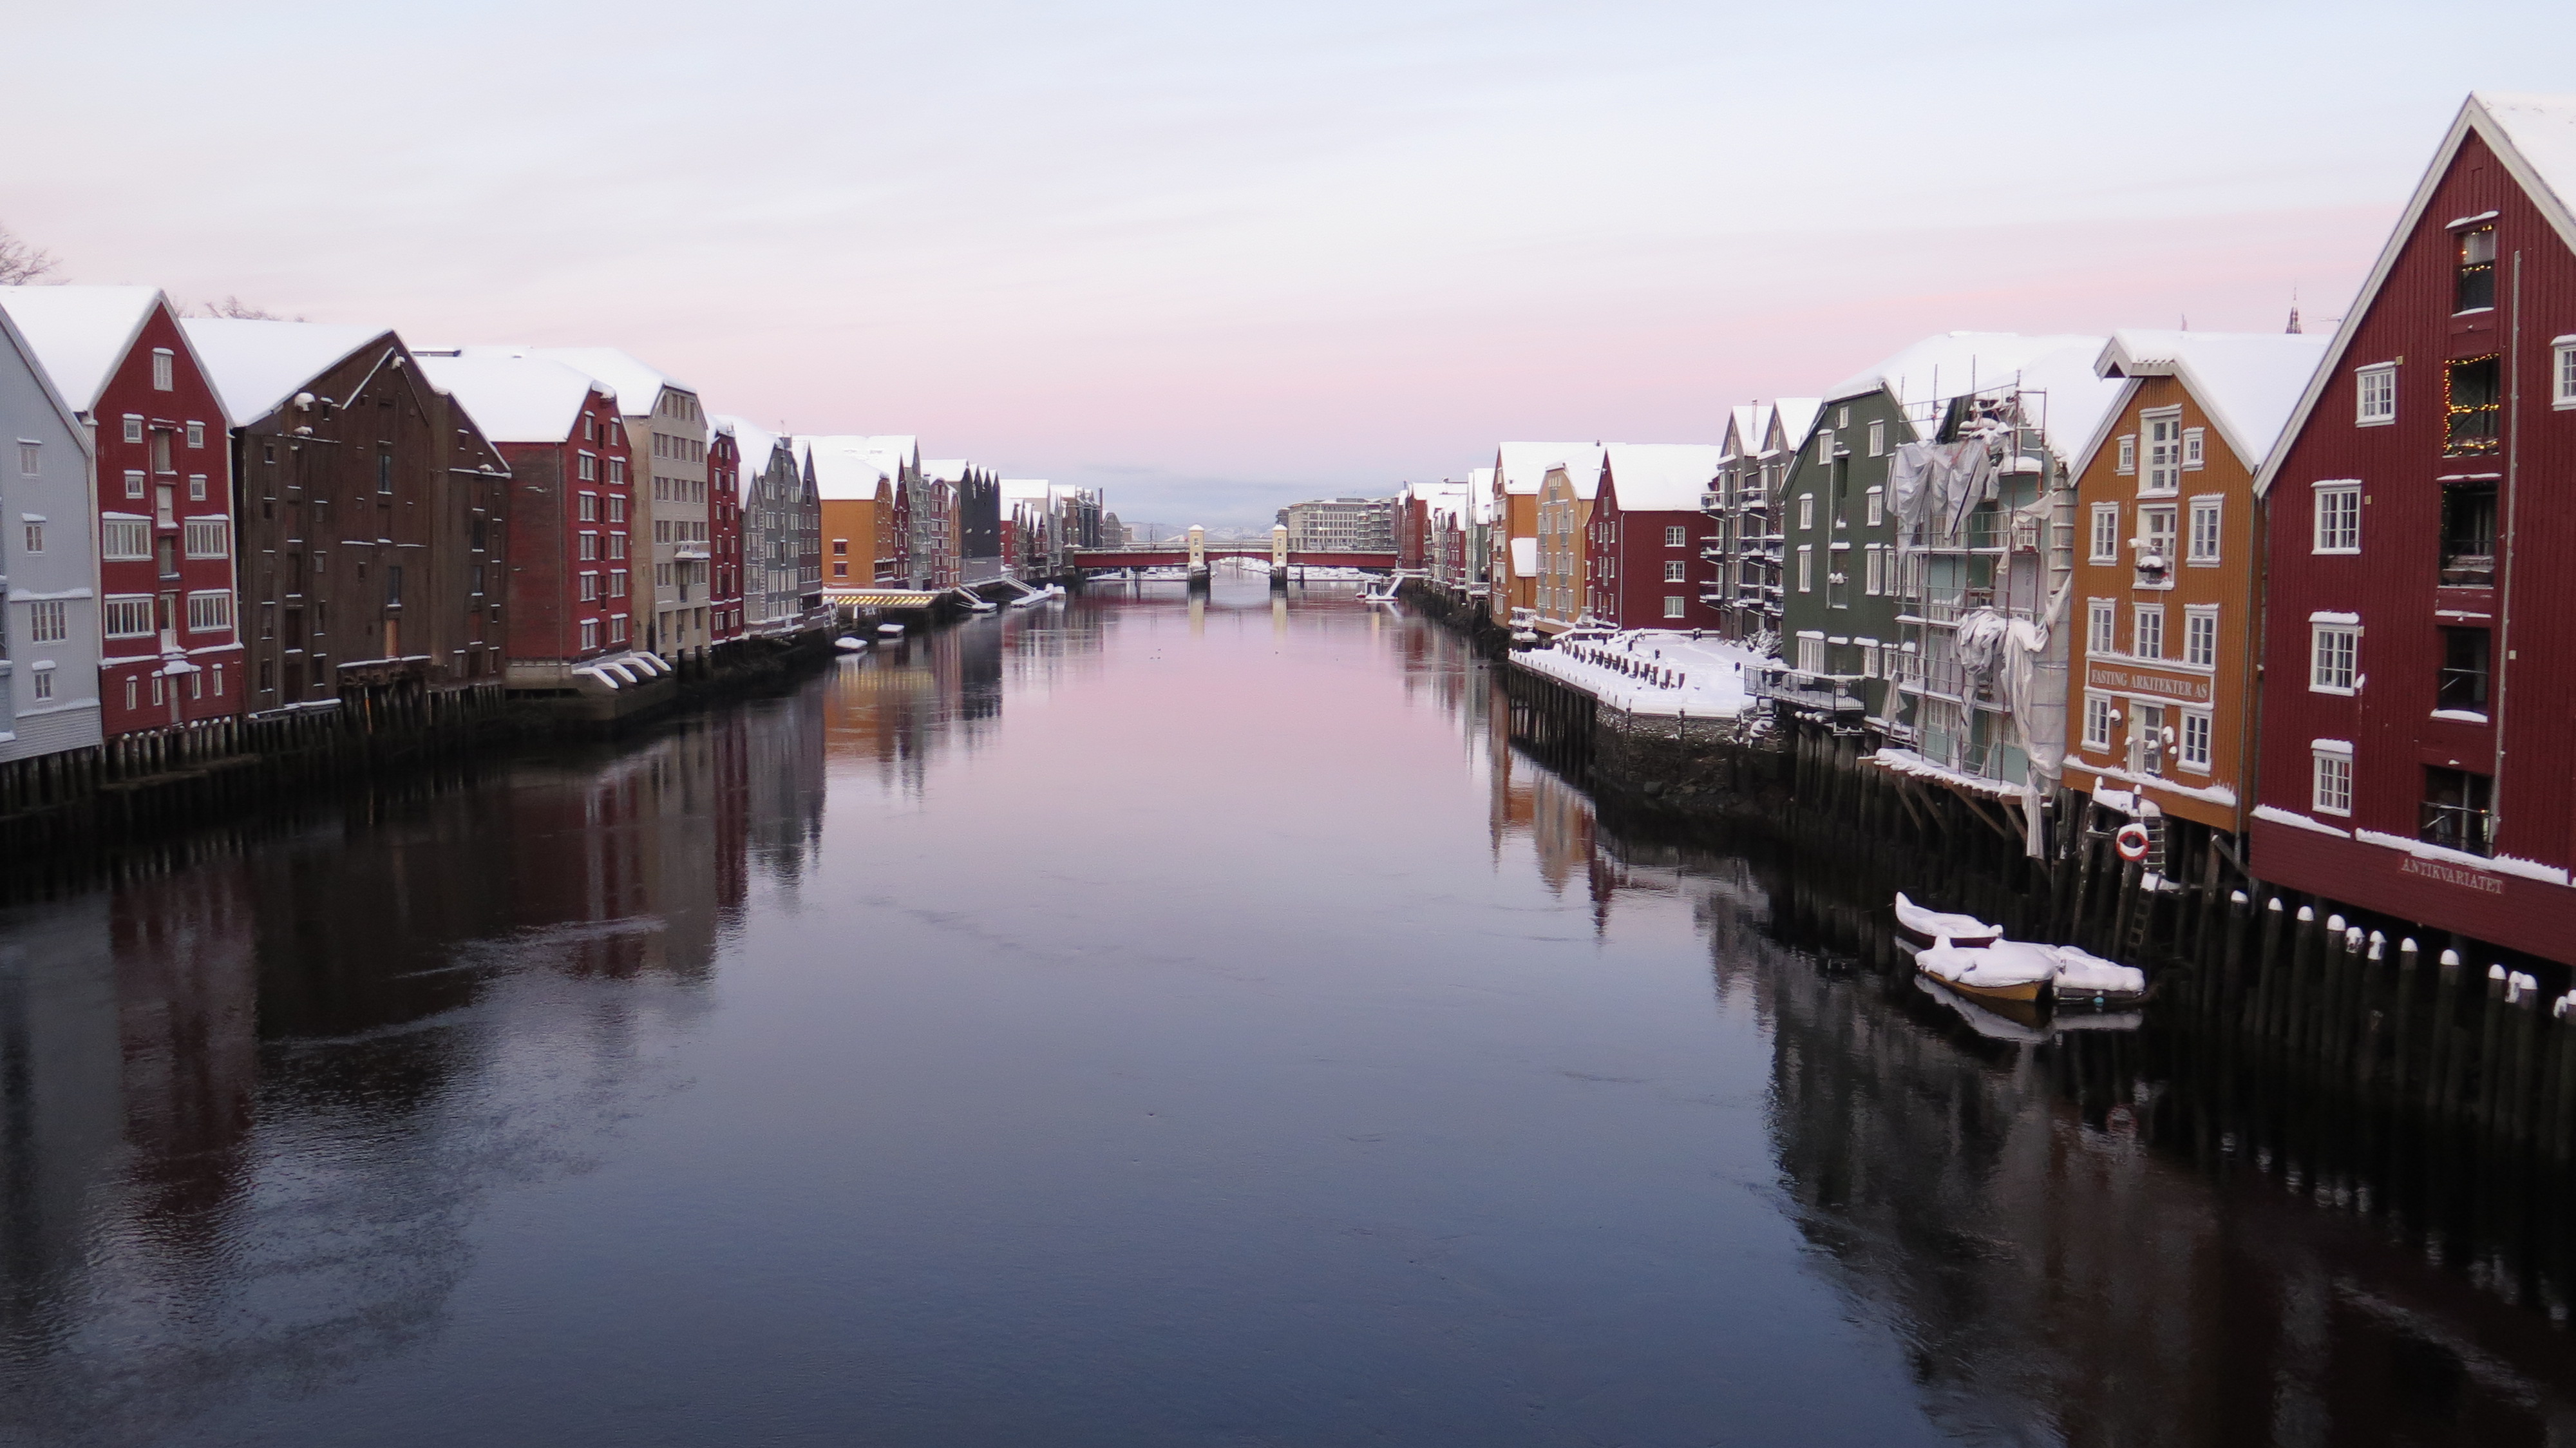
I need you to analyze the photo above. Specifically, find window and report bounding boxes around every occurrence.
[2310,622,2358,692]
[2423,766,2494,854]
[101,519,149,558]
[17,440,37,475]
[2445,356,2501,453]
[1814,430,1833,463]
[2141,411,2183,494]
[2438,627,2492,713]
[2116,435,2136,473]
[1864,487,1882,526]
[103,596,155,636]
[27,600,66,642]
[609,570,628,598]
[31,668,52,702]
[608,534,625,560]
[578,453,597,482]
[2356,365,2396,424]
[1663,560,1686,582]
[2090,504,2119,562]
[2187,498,2222,564]
[609,614,628,643]
[122,415,144,444]
[1663,596,1685,618]
[579,492,598,521]
[124,469,145,500]
[186,591,233,633]
[186,421,204,448]
[2182,428,2205,470]
[2557,341,2576,408]
[2184,607,2218,668]
[580,572,600,602]
[2456,225,2496,312]
[1797,494,1814,531]
[580,619,601,651]
[578,531,599,561]
[1797,546,1813,592]
[2084,693,2114,750]
[2137,506,2177,576]
[2133,604,2164,660]
[21,520,41,553]
[187,473,206,501]
[184,517,229,558]
[151,349,174,390]
[385,565,404,607]
[1862,419,1884,457]
[1664,525,1687,547]
[608,495,625,522]
[1864,546,1884,596]
[2087,599,2114,654]
[2130,704,2165,775]
[609,458,626,486]
[212,664,222,696]
[2179,710,2212,771]
[2439,482,2496,585]
[2312,483,2360,553]
[1797,634,1824,674]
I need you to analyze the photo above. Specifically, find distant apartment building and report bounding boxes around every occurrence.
[1278,497,1394,553]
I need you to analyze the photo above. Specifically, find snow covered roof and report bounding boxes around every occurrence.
[1825,333,2117,455]
[800,435,891,500]
[527,347,693,417]
[178,318,397,427]
[1721,405,1767,462]
[923,458,969,483]
[414,352,608,444]
[2087,331,2331,472]
[1495,441,1604,496]
[1602,443,1723,512]
[0,285,166,412]
[0,301,90,453]
[2258,91,2576,495]
[1769,399,1823,453]
[999,479,1052,503]
[714,414,795,479]
[1467,468,1495,523]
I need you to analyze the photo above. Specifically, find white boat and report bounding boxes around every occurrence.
[1893,891,2001,949]
[876,622,907,638]
[2043,945,2148,1007]
[1914,937,2057,1005]
[834,635,869,652]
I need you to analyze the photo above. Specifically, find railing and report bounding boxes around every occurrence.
[2421,801,2495,857]
[1750,666,1866,716]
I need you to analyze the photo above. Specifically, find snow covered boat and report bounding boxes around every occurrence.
[1893,891,2001,949]
[1913,937,2056,1005]
[876,622,907,638]
[834,635,870,652]
[2042,944,2148,1008]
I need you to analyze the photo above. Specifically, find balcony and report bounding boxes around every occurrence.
[1750,665,1867,718]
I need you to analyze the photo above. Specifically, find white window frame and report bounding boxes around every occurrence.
[2184,605,2219,669]
[100,518,150,559]
[183,517,229,558]
[1814,429,1834,463]
[2133,603,2165,661]
[2182,428,2205,470]
[17,440,39,475]
[102,595,155,638]
[1663,524,1687,547]
[2312,744,2354,816]
[2310,623,2358,694]
[2090,503,2119,562]
[27,599,67,643]
[2083,692,2114,750]
[2555,339,2576,408]
[185,590,233,633]
[2140,408,2184,496]
[1864,486,1882,526]
[21,520,41,554]
[1868,420,1885,457]
[1662,595,1685,619]
[2087,599,2114,656]
[2186,497,2222,564]
[1662,559,1686,583]
[1797,494,1814,531]
[1864,546,1885,596]
[1796,545,1813,593]
[123,468,146,500]
[2177,709,2213,772]
[31,665,53,701]
[2356,364,2396,425]
[151,348,174,390]
[2312,482,2361,553]
[2116,435,2136,474]
[186,421,204,448]
[122,415,144,444]
[1796,632,1824,674]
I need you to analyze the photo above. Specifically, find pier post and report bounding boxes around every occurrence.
[2392,937,2421,1099]
[2432,950,2466,1119]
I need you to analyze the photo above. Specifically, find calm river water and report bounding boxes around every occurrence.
[5,578,2575,1445]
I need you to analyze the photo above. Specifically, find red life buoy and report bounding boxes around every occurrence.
[2114,823,2152,862]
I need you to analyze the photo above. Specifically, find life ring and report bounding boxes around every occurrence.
[2114,823,2153,862]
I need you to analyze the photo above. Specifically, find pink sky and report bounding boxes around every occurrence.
[11,1,2572,524]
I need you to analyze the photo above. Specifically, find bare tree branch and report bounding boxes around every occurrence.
[0,223,62,285]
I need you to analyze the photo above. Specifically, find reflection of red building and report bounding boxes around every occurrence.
[2249,94,2576,964]
[0,287,245,736]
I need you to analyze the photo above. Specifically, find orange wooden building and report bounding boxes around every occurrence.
[2061,331,2327,853]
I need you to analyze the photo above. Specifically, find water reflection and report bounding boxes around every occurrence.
[3,586,2575,1445]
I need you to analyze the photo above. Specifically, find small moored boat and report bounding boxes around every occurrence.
[1893,891,2001,949]
[2043,944,2148,1007]
[834,635,870,652]
[1914,937,2056,1005]
[876,622,907,638]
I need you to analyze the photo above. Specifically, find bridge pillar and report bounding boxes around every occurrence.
[1270,524,1290,590]
[1187,524,1210,593]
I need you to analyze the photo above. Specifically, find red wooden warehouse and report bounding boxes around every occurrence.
[1586,444,1725,629]
[708,426,744,642]
[2251,93,2576,963]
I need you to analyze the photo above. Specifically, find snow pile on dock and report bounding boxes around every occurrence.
[1518,629,1760,718]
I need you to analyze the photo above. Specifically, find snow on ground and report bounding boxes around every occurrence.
[1517,629,1759,718]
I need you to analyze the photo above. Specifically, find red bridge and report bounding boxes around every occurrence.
[1069,547,1399,572]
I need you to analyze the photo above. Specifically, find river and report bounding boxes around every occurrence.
[3,576,2573,1445]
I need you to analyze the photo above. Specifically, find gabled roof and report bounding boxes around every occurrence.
[414,352,608,444]
[527,347,694,417]
[1495,441,1604,496]
[1767,399,1823,453]
[1543,459,1604,501]
[1824,334,2116,453]
[1602,443,1724,511]
[2258,91,2576,495]
[0,285,169,412]
[714,414,795,478]
[799,435,892,500]
[1720,405,1768,462]
[0,301,93,457]
[923,458,969,483]
[999,479,1052,504]
[178,318,396,427]
[2083,331,2331,474]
